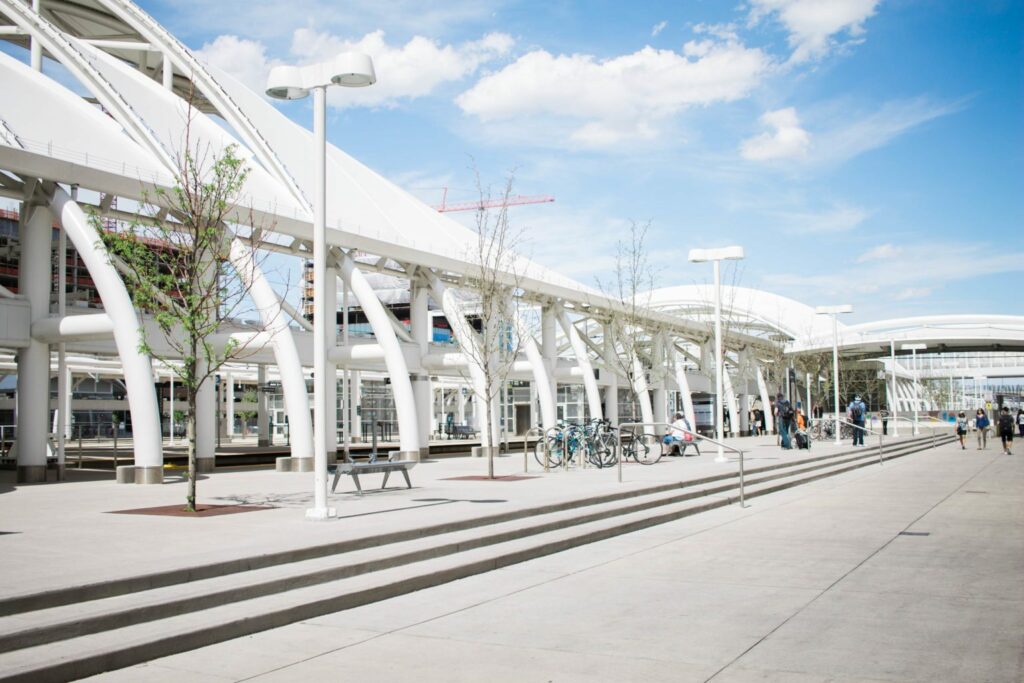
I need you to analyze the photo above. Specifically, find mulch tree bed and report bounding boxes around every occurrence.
[108,504,274,517]
[441,475,540,482]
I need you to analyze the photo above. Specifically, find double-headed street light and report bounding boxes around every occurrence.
[814,305,853,445]
[267,53,376,520]
[688,246,744,463]
[902,343,927,435]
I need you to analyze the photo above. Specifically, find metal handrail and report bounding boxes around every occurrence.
[833,417,886,465]
[618,421,747,507]
[521,427,545,474]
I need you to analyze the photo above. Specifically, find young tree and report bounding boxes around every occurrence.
[98,130,272,511]
[237,389,259,437]
[598,221,656,424]
[459,170,527,479]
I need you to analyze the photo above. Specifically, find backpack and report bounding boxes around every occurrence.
[999,414,1013,432]
[780,400,794,420]
[851,403,864,421]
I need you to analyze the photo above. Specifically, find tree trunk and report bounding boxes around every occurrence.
[186,393,197,512]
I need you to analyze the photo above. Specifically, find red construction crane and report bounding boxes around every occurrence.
[432,187,555,213]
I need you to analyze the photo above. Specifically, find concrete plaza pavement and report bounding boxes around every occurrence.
[75,439,1023,683]
[1,432,872,601]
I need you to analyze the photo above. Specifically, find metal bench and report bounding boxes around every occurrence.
[446,424,478,439]
[329,454,416,495]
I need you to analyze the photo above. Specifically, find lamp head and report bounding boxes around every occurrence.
[330,52,376,87]
[265,66,309,100]
[688,245,744,263]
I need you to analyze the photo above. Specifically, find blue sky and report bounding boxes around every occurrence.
[147,1,1021,320]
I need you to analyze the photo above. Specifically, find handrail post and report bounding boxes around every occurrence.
[78,424,83,468]
[738,449,746,508]
[878,432,884,465]
[617,429,623,483]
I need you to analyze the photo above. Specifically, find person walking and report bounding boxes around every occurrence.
[974,408,990,450]
[879,408,890,436]
[776,393,794,449]
[1017,408,1024,438]
[997,407,1014,455]
[955,411,969,450]
[847,394,867,447]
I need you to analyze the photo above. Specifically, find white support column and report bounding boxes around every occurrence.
[324,262,338,456]
[337,252,418,457]
[541,305,559,421]
[722,368,739,437]
[51,188,163,481]
[410,282,432,459]
[229,239,312,465]
[672,351,696,430]
[755,365,774,434]
[603,324,619,426]
[523,335,556,432]
[557,311,602,420]
[652,333,667,427]
[162,53,174,90]
[351,371,363,441]
[195,358,215,472]
[15,202,51,483]
[30,0,41,72]
[257,364,270,446]
[224,372,234,440]
[631,351,655,429]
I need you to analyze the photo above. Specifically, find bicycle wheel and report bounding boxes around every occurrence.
[535,429,564,468]
[631,432,660,465]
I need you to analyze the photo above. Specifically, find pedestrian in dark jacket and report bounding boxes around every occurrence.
[997,407,1014,455]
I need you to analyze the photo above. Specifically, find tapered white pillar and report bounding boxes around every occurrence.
[541,306,558,420]
[755,365,774,434]
[15,203,51,483]
[224,372,235,439]
[410,283,432,460]
[722,369,739,437]
[257,365,270,446]
[652,334,667,427]
[195,359,216,472]
[604,326,619,426]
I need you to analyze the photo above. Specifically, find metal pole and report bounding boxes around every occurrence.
[169,373,175,445]
[713,260,725,463]
[913,348,919,436]
[342,282,350,463]
[891,340,899,437]
[833,314,841,446]
[308,85,334,520]
[878,432,884,465]
[56,188,69,476]
[738,449,746,507]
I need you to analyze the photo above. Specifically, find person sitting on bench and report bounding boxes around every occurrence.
[665,412,700,456]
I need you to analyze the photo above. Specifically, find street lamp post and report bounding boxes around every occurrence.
[267,53,376,520]
[814,305,853,445]
[688,246,744,463]
[902,343,926,435]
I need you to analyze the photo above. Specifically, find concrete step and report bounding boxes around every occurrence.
[0,435,951,682]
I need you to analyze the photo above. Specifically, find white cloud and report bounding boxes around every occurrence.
[856,243,901,263]
[652,21,668,37]
[773,241,1024,304]
[748,0,880,63]
[197,30,513,108]
[291,29,514,108]
[740,106,811,160]
[810,97,962,165]
[455,40,771,148]
[776,203,870,234]
[196,35,279,97]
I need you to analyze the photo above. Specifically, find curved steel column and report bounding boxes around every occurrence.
[425,273,489,445]
[557,312,602,420]
[722,368,740,437]
[755,365,775,434]
[229,239,313,462]
[523,335,556,432]
[337,253,419,455]
[51,187,164,480]
[630,351,655,428]
[673,351,697,430]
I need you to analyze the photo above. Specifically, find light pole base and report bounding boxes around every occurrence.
[305,507,337,521]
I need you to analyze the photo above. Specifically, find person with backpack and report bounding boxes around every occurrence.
[664,412,700,457]
[997,407,1014,455]
[955,411,969,450]
[775,393,794,449]
[1017,408,1024,438]
[847,394,867,446]
[974,408,990,449]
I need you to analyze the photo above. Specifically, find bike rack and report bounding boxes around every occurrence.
[521,427,545,474]
[617,421,748,507]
